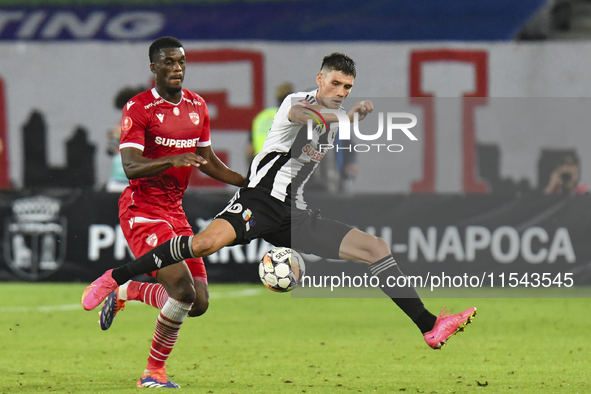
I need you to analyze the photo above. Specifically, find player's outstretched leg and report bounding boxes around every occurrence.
[81,269,118,311]
[423,307,477,349]
[81,236,195,311]
[341,230,477,349]
[368,256,477,349]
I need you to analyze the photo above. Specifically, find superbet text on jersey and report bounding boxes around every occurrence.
[119,87,211,208]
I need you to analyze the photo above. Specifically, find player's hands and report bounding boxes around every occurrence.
[168,152,208,168]
[548,169,563,188]
[347,100,374,122]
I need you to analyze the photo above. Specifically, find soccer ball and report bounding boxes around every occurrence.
[259,247,306,292]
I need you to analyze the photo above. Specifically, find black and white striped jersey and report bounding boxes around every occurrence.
[246,89,341,210]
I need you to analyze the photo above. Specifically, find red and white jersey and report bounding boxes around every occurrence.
[119,87,211,209]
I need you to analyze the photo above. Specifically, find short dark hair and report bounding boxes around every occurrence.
[149,36,183,63]
[320,53,356,78]
[562,154,579,166]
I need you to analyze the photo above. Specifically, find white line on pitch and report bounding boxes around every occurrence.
[209,288,265,299]
[0,288,265,313]
[0,304,81,313]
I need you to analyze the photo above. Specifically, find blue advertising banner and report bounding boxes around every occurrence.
[0,0,545,41]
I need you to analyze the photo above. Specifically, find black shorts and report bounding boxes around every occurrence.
[216,188,353,259]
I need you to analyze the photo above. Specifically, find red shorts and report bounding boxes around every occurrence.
[119,189,206,280]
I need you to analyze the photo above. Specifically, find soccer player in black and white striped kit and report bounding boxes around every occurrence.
[83,53,476,356]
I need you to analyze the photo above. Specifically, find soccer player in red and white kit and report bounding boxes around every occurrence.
[96,37,246,388]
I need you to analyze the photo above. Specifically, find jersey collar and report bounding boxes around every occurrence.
[151,87,184,105]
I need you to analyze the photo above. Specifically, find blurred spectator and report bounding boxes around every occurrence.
[247,82,294,164]
[518,0,572,39]
[335,138,358,193]
[477,143,533,195]
[544,155,589,195]
[105,86,145,192]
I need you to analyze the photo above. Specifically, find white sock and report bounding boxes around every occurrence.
[118,280,130,301]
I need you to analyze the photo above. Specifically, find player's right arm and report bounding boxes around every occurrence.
[120,148,207,179]
[289,103,340,125]
[288,100,373,125]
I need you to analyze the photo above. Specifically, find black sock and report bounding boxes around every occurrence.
[414,310,437,334]
[111,235,196,285]
[368,255,437,333]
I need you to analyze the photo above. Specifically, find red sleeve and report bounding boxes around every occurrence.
[119,97,149,151]
[576,183,590,195]
[197,96,211,147]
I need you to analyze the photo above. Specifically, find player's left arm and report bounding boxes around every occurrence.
[196,145,246,187]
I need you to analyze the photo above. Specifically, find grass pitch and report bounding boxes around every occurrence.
[1,283,590,393]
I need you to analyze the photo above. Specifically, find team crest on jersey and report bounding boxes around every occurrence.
[146,233,158,247]
[242,209,252,221]
[122,116,133,131]
[189,112,200,125]
[173,107,180,116]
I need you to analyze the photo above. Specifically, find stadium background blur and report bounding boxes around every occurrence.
[1,0,590,285]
